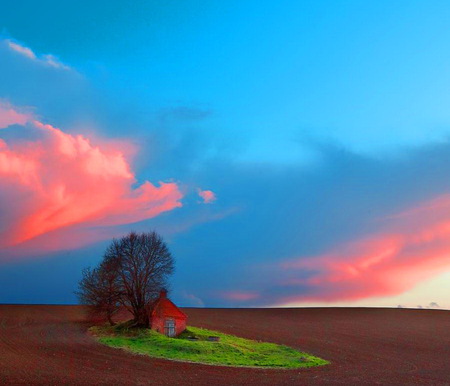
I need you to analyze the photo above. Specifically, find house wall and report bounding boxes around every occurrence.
[151,316,186,337]
[175,318,186,336]
[151,316,165,334]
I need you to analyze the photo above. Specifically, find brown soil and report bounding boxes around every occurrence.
[0,305,448,385]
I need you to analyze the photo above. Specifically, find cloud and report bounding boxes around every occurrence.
[0,101,32,128]
[6,40,36,59]
[181,292,205,307]
[165,137,450,307]
[158,106,212,122]
[198,189,216,204]
[221,291,259,301]
[1,36,449,308]
[6,39,71,70]
[0,37,90,134]
[0,102,183,258]
[272,194,450,304]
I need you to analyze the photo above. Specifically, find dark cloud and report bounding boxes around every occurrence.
[158,106,213,122]
[158,137,450,306]
[4,111,450,306]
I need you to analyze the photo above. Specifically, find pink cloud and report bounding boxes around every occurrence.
[198,189,216,204]
[0,103,183,256]
[5,39,71,70]
[0,102,33,129]
[278,196,450,304]
[221,291,259,301]
[6,40,36,60]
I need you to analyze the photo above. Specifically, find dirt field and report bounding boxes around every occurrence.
[0,306,448,385]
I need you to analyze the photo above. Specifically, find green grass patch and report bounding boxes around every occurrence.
[90,323,328,369]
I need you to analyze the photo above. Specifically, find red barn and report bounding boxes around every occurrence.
[150,289,187,337]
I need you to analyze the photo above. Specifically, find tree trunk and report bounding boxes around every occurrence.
[133,308,149,327]
[107,311,116,326]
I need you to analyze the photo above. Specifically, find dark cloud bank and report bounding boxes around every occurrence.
[3,111,450,306]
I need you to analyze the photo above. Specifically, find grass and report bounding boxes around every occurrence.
[90,322,329,369]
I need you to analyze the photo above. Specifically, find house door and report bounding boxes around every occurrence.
[164,319,176,337]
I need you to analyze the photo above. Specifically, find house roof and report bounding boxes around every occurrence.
[151,296,187,320]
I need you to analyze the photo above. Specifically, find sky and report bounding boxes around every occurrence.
[0,1,450,309]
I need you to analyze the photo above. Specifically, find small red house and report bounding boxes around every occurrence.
[150,289,187,337]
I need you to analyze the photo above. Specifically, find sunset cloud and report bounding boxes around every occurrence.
[0,101,32,128]
[221,291,259,301]
[198,189,216,204]
[0,103,183,255]
[277,196,450,304]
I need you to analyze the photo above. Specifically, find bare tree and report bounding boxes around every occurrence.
[78,231,175,327]
[76,256,121,325]
[105,231,174,327]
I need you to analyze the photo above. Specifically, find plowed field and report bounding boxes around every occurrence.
[0,305,448,385]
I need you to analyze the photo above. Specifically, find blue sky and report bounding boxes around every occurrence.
[8,1,450,154]
[1,1,450,308]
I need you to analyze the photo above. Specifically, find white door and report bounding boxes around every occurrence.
[164,319,175,337]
